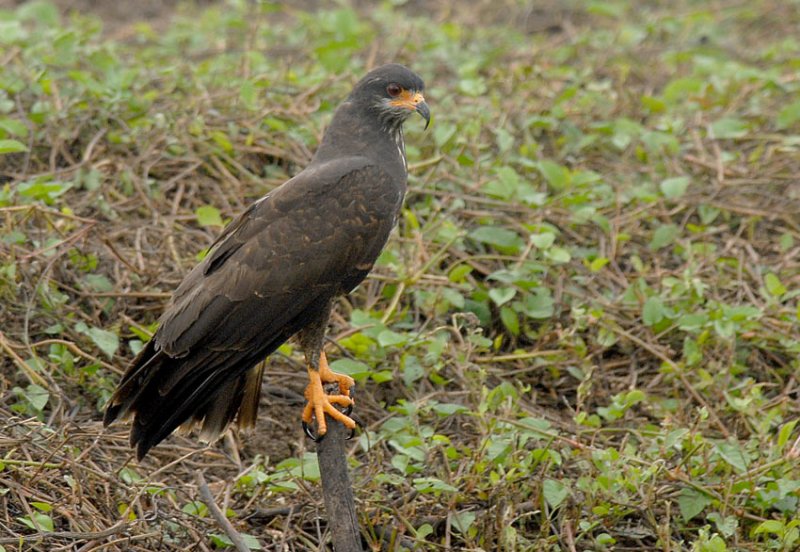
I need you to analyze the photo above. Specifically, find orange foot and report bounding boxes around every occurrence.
[301,351,356,438]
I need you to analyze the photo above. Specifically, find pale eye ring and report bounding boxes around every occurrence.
[386,83,402,97]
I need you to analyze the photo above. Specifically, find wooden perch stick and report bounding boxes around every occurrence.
[316,382,363,552]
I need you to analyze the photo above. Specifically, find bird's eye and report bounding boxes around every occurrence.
[386,83,402,97]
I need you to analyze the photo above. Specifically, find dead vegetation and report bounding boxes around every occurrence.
[1,0,800,550]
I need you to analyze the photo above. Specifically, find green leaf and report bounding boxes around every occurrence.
[678,487,713,521]
[448,264,472,283]
[642,296,665,326]
[599,534,621,548]
[16,1,60,25]
[451,511,476,534]
[778,420,798,450]
[182,501,208,517]
[17,178,73,203]
[241,532,263,548]
[370,369,393,383]
[764,273,787,297]
[649,224,678,250]
[542,479,568,509]
[711,117,748,139]
[195,205,223,227]
[328,358,370,380]
[81,274,114,292]
[518,416,553,433]
[587,2,624,17]
[779,233,795,252]
[209,533,262,549]
[714,440,749,473]
[0,139,27,154]
[209,130,233,153]
[431,402,467,416]
[500,306,519,335]
[413,477,458,493]
[698,204,720,224]
[119,467,143,484]
[76,324,119,359]
[700,534,729,552]
[776,99,800,129]
[589,257,609,272]
[659,176,690,199]
[753,520,785,535]
[662,77,704,103]
[641,95,666,113]
[708,512,738,538]
[544,246,571,263]
[209,534,231,548]
[488,287,516,306]
[239,80,257,110]
[263,117,288,132]
[520,290,554,319]
[0,118,29,138]
[530,232,555,249]
[21,384,49,411]
[30,502,52,512]
[17,512,54,532]
[469,226,524,253]
[377,329,407,347]
[537,160,571,190]
[483,170,517,200]
[624,389,646,406]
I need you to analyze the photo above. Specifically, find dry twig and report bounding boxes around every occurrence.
[195,471,251,552]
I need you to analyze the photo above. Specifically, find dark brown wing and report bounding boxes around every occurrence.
[104,157,404,459]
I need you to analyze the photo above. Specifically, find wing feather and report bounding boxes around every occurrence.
[105,158,405,458]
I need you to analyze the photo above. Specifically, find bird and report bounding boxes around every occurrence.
[103,64,430,460]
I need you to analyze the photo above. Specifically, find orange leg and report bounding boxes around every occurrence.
[301,351,356,437]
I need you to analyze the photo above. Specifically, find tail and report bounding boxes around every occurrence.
[103,340,266,460]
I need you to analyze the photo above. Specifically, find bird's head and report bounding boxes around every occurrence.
[350,63,430,131]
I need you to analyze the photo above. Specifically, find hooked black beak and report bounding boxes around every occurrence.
[416,101,431,130]
[389,90,430,129]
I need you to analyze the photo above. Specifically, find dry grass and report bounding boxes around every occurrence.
[1,0,800,550]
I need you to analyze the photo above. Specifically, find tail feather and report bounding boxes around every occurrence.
[104,338,273,460]
[128,350,252,459]
[237,361,265,430]
[103,340,164,426]
[189,362,263,442]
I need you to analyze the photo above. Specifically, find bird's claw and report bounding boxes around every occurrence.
[301,353,358,442]
[343,386,355,416]
[303,420,321,442]
[303,412,362,442]
[346,413,363,440]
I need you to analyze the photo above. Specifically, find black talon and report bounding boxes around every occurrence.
[303,420,323,442]
[303,387,358,441]
[345,414,364,440]
[343,385,355,416]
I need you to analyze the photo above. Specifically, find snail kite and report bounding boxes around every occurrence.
[104,64,430,459]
